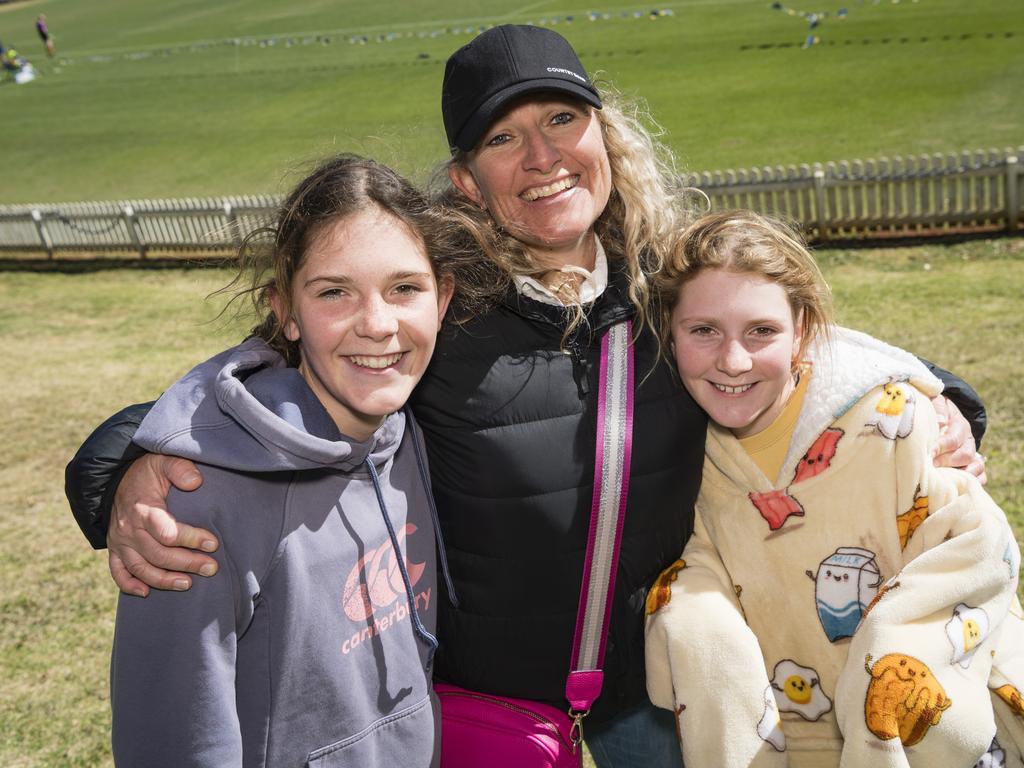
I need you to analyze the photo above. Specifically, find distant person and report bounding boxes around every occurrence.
[2,47,35,83]
[36,14,55,57]
[2,48,21,72]
[110,155,454,766]
[645,210,1024,767]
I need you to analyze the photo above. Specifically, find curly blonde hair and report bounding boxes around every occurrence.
[430,86,696,345]
[655,210,834,362]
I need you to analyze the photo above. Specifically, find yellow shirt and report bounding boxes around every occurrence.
[738,365,811,483]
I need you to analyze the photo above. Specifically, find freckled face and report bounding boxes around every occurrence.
[272,207,453,441]
[670,269,802,438]
[448,97,612,264]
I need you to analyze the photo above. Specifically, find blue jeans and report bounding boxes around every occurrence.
[584,700,684,768]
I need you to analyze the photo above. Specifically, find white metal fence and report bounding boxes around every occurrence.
[1,146,1020,259]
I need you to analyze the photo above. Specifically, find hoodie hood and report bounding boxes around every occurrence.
[782,325,943,469]
[134,337,404,473]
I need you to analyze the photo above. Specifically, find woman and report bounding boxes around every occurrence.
[67,25,985,766]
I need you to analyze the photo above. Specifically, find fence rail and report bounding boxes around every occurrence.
[1,146,1021,258]
[0,195,279,258]
[681,145,1022,241]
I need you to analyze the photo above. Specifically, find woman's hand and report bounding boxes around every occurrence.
[108,454,219,597]
[931,395,987,484]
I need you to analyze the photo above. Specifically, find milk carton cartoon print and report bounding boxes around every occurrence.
[807,547,882,642]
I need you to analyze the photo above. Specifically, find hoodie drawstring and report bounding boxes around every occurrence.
[404,407,459,609]
[364,455,439,671]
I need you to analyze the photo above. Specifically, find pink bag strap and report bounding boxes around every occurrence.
[565,320,634,744]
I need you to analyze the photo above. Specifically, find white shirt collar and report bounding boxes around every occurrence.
[512,237,609,306]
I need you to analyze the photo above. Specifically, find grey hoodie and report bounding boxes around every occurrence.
[111,337,441,768]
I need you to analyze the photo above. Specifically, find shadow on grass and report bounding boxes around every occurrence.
[3,231,1021,273]
[813,230,1023,252]
[0,255,236,273]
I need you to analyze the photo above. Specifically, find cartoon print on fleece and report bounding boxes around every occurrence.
[645,328,1024,768]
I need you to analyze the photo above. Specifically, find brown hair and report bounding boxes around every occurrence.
[656,210,834,361]
[222,154,453,366]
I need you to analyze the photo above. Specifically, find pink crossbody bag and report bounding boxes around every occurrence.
[435,321,635,768]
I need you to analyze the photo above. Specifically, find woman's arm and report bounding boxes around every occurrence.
[65,402,152,547]
[65,403,219,596]
[923,359,987,482]
[920,359,987,446]
[930,395,986,482]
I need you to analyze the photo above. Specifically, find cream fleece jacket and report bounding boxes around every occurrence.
[645,328,1024,768]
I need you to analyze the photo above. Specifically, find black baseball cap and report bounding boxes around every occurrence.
[441,25,602,153]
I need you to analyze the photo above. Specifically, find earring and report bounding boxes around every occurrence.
[791,359,806,385]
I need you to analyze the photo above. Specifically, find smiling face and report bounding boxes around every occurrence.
[784,675,813,705]
[272,206,453,441]
[448,96,612,268]
[670,268,802,438]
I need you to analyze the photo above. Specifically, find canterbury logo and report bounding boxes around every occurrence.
[342,524,425,622]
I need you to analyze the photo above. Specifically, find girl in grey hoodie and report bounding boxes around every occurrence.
[110,155,455,768]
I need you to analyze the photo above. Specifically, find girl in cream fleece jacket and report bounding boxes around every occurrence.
[644,211,1023,768]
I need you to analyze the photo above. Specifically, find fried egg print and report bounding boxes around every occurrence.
[866,381,915,440]
[1004,539,1021,579]
[756,683,786,752]
[974,736,1006,768]
[770,659,833,721]
[945,603,990,668]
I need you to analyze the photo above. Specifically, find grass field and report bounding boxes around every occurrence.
[0,238,1021,767]
[1,0,1022,766]
[1,0,1023,203]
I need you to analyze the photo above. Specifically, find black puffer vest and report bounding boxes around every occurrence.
[411,260,707,725]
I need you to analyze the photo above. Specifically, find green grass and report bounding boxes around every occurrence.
[0,268,245,767]
[1,0,1022,202]
[821,238,1024,540]
[0,1,1022,765]
[0,238,1021,767]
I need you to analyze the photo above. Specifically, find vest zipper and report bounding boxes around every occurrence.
[568,336,589,398]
